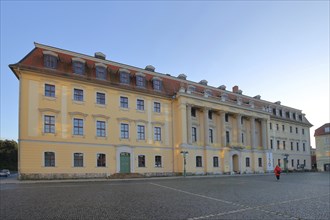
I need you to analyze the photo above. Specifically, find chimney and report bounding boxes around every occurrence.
[95,52,106,60]
[145,65,155,72]
[233,85,239,93]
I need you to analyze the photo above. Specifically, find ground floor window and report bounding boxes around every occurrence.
[97,153,106,167]
[246,157,250,167]
[74,153,84,167]
[196,156,202,167]
[138,155,145,167]
[155,155,162,167]
[258,158,262,167]
[213,156,219,167]
[44,152,55,167]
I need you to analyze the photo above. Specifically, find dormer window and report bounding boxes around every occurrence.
[152,77,162,91]
[119,69,130,84]
[204,89,212,97]
[95,63,107,80]
[72,58,85,75]
[43,51,58,69]
[187,85,196,94]
[135,72,146,88]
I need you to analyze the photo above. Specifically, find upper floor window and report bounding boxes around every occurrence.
[137,125,145,140]
[196,156,202,167]
[95,64,107,80]
[296,142,299,151]
[72,58,85,75]
[136,73,146,88]
[73,118,84,135]
[291,142,293,151]
[303,143,306,151]
[209,129,213,143]
[191,108,196,117]
[43,51,58,69]
[44,152,55,167]
[120,96,128,108]
[277,140,280,149]
[283,141,286,150]
[276,124,279,131]
[96,120,106,137]
[258,158,262,167]
[296,127,298,134]
[152,77,162,91]
[44,115,55,133]
[154,102,161,113]
[270,139,273,149]
[225,114,229,122]
[155,155,162,167]
[226,131,230,144]
[97,153,106,167]
[246,157,250,167]
[120,123,129,139]
[154,127,161,141]
[119,69,130,84]
[270,123,272,130]
[74,153,84,167]
[74,89,84,101]
[208,111,212,120]
[192,127,197,142]
[96,92,105,105]
[137,99,144,111]
[45,84,55,97]
[302,128,305,135]
[282,125,285,131]
[290,126,293,133]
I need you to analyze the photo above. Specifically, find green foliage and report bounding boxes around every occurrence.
[0,139,18,171]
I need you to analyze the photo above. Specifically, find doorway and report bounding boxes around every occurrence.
[120,152,131,173]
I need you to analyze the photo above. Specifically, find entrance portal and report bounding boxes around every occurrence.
[120,152,131,173]
[232,154,239,174]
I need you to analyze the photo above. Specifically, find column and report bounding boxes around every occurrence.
[187,105,192,145]
[220,112,226,147]
[203,108,209,174]
[180,104,187,144]
[250,117,256,149]
[261,119,267,150]
[236,114,242,145]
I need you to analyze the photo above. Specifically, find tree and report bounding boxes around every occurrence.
[0,139,18,171]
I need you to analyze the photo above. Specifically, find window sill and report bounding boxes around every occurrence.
[73,100,85,105]
[95,103,107,108]
[42,132,57,136]
[95,136,107,140]
[136,109,145,113]
[72,135,85,138]
[43,96,57,101]
[120,107,130,111]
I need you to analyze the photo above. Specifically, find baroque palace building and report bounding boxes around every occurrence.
[10,43,313,179]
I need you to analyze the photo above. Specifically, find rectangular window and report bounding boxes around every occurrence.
[290,126,293,133]
[96,121,106,137]
[304,160,306,166]
[74,89,84,101]
[258,158,262,167]
[278,159,281,166]
[283,141,286,150]
[303,143,306,151]
[153,79,162,91]
[137,125,145,140]
[226,131,230,144]
[96,92,105,105]
[121,123,129,139]
[154,127,161,141]
[208,111,212,120]
[270,139,273,149]
[96,66,106,80]
[296,142,299,151]
[213,156,219,167]
[291,159,294,167]
[44,55,57,69]
[296,127,298,134]
[138,155,145,167]
[241,117,244,125]
[44,152,55,167]
[291,142,293,151]
[196,156,202,167]
[44,115,55,133]
[155,156,162,167]
[277,140,280,149]
[73,118,84,135]
[154,102,161,113]
[137,99,144,111]
[209,129,213,143]
[120,72,130,84]
[225,114,229,122]
[73,61,85,75]
[282,125,285,131]
[45,84,55,97]
[136,75,146,87]
[74,153,84,167]
[276,124,279,131]
[241,133,244,144]
[97,153,106,167]
[270,123,272,130]
[192,127,197,142]
[246,157,250,167]
[297,159,300,165]
[120,96,129,108]
[191,108,196,117]
[302,128,305,135]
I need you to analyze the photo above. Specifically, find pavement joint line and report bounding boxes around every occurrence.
[150,182,329,220]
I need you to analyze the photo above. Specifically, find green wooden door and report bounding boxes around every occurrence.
[120,152,130,173]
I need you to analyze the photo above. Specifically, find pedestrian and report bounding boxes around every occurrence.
[274,165,282,180]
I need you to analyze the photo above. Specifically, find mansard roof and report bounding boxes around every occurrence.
[314,123,330,137]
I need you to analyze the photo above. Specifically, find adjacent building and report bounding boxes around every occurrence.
[314,123,330,171]
[10,43,313,179]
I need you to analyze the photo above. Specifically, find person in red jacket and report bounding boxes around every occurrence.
[274,165,282,180]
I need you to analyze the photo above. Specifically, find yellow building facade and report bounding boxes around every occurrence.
[10,43,313,179]
[314,123,330,171]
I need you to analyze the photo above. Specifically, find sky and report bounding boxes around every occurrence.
[1,1,329,148]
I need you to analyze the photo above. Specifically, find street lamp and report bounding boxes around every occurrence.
[180,151,189,177]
